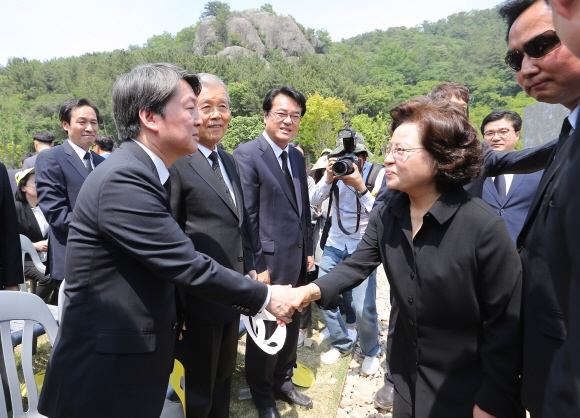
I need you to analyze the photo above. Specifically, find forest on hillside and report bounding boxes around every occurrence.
[0,2,535,168]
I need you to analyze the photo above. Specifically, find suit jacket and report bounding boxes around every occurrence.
[0,162,22,288]
[7,168,21,197]
[15,200,46,243]
[169,149,255,324]
[22,153,37,169]
[314,189,524,418]
[37,140,268,418]
[481,172,542,244]
[233,135,312,286]
[35,140,105,280]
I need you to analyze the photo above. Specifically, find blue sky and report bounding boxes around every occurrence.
[0,0,503,66]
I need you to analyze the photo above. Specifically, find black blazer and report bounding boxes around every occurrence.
[15,200,46,243]
[0,161,22,288]
[169,149,255,324]
[38,140,269,418]
[233,134,312,286]
[35,140,105,280]
[314,189,524,418]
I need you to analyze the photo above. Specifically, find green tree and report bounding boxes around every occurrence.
[221,115,263,152]
[297,93,348,159]
[350,113,390,161]
[200,1,231,19]
[260,3,275,14]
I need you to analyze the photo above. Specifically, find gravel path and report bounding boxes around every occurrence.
[336,265,392,418]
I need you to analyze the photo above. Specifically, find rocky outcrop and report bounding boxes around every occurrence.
[193,8,320,57]
[217,46,255,58]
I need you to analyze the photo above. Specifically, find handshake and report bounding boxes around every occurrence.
[265,283,322,325]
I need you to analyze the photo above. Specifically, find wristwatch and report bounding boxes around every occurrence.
[355,189,368,198]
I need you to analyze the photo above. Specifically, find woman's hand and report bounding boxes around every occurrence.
[473,404,496,418]
[33,240,48,252]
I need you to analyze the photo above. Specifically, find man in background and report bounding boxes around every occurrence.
[35,99,105,302]
[93,134,116,158]
[234,86,313,418]
[23,130,55,169]
[480,110,542,243]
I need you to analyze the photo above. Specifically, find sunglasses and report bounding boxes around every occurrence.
[505,30,561,72]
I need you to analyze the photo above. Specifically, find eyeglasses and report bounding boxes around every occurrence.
[269,111,301,123]
[199,104,231,115]
[483,129,515,139]
[385,144,425,162]
[505,29,561,72]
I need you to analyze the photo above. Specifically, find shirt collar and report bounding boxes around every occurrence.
[68,139,90,161]
[388,187,467,225]
[568,103,580,131]
[130,139,169,184]
[262,131,289,157]
[197,143,215,160]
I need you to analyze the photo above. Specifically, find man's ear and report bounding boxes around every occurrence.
[551,0,574,19]
[139,109,160,133]
[61,120,70,133]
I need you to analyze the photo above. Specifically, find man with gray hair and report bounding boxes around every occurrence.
[37,63,297,418]
[169,73,254,418]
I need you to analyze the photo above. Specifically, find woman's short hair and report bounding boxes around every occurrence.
[14,168,34,203]
[389,96,483,192]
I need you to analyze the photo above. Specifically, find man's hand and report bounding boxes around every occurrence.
[307,256,314,271]
[325,157,337,184]
[247,270,257,280]
[473,405,496,418]
[33,240,48,252]
[3,285,20,291]
[292,283,322,310]
[256,270,270,284]
[266,285,296,325]
[178,323,186,340]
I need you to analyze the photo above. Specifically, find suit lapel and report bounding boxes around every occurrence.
[483,177,502,206]
[23,202,43,238]
[503,174,524,206]
[258,136,298,213]
[63,140,89,180]
[189,151,238,217]
[218,148,243,222]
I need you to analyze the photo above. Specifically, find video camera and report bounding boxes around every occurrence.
[332,128,362,176]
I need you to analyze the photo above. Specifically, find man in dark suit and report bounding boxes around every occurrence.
[497,1,580,415]
[0,161,21,290]
[22,130,55,169]
[480,110,542,244]
[37,63,296,418]
[35,99,105,301]
[169,73,256,418]
[234,86,314,418]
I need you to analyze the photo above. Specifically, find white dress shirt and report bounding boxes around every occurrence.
[68,139,95,170]
[196,143,236,207]
[263,131,293,176]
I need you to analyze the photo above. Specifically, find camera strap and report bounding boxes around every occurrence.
[332,182,361,236]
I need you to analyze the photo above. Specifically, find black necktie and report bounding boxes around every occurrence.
[83,152,93,173]
[494,175,506,203]
[281,151,296,199]
[163,177,172,213]
[209,151,235,208]
[555,117,573,155]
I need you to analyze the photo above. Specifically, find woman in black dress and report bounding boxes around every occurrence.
[297,97,524,418]
[14,167,54,302]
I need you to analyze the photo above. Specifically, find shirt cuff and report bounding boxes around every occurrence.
[260,285,272,312]
[359,190,375,212]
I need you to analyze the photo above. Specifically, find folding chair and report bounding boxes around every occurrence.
[0,291,58,418]
[19,235,46,294]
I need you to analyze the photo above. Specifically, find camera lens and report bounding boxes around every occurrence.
[333,160,353,176]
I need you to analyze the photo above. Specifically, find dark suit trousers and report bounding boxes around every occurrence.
[245,309,302,408]
[174,317,240,418]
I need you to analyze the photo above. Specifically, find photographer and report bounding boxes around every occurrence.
[310,130,384,374]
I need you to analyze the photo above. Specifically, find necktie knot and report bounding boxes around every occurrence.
[209,151,219,165]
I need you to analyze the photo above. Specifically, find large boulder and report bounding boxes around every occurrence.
[193,20,220,55]
[225,17,266,56]
[217,46,255,58]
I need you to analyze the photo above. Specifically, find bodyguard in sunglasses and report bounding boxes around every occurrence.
[499,1,580,417]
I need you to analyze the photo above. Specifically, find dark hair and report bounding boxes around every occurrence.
[112,63,201,141]
[20,152,35,165]
[263,86,307,116]
[389,96,483,192]
[499,0,540,42]
[94,134,116,152]
[481,110,522,134]
[290,141,305,153]
[14,168,34,203]
[59,98,100,124]
[33,130,54,143]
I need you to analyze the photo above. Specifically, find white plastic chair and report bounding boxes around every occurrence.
[19,236,46,293]
[0,291,58,418]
